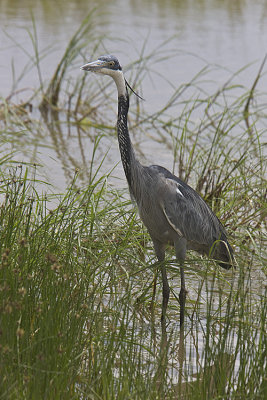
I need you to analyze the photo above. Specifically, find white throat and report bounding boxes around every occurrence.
[102,68,127,97]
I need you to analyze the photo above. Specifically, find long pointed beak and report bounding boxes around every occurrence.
[80,59,106,72]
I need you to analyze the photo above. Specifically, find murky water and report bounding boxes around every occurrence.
[1,0,267,102]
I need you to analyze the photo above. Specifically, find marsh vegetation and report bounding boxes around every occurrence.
[0,13,266,399]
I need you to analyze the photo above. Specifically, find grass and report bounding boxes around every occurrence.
[0,163,265,399]
[0,14,266,400]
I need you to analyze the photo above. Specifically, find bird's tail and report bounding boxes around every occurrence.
[211,235,234,270]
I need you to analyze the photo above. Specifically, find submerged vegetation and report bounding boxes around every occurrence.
[0,12,266,399]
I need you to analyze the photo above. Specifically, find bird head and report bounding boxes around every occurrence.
[80,54,144,100]
[80,55,122,76]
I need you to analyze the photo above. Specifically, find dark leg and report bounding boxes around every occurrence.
[174,239,187,327]
[177,328,185,396]
[160,262,170,325]
[150,270,158,313]
[152,240,168,326]
[179,266,186,327]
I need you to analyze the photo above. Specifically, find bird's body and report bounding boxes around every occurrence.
[81,55,233,326]
[133,164,231,266]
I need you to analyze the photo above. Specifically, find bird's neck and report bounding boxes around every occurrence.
[113,72,144,200]
[117,92,136,189]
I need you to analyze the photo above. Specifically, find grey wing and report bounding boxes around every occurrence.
[160,177,222,247]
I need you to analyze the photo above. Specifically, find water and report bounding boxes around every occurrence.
[1,0,266,190]
[1,1,267,101]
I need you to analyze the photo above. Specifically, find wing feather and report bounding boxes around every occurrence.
[145,165,233,267]
[151,167,224,247]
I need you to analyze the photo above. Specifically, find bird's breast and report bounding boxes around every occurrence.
[138,200,179,245]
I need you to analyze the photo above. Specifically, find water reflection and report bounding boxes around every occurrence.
[144,262,263,394]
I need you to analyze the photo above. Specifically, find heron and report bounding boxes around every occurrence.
[80,55,233,327]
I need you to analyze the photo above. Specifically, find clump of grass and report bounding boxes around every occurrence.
[0,165,132,397]
[0,153,266,399]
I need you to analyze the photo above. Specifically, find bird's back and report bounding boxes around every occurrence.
[134,164,233,269]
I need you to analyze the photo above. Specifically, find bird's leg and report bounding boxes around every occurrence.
[179,266,186,327]
[160,262,170,325]
[175,240,187,327]
[150,269,158,314]
[152,240,169,326]
[177,328,185,396]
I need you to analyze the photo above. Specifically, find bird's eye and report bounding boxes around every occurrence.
[109,61,115,66]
